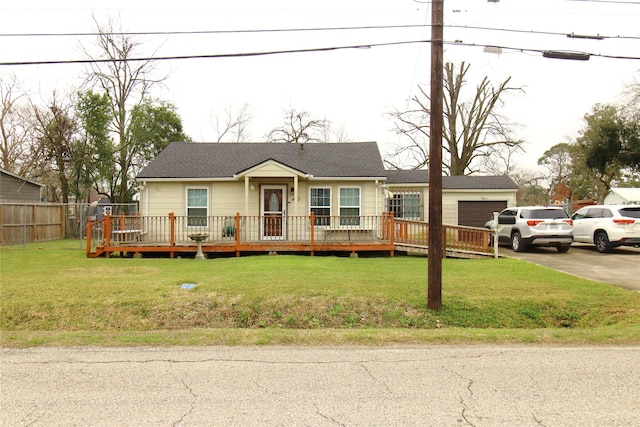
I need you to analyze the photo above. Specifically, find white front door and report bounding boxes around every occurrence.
[260,185,287,240]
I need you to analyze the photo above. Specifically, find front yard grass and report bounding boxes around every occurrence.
[1,239,639,347]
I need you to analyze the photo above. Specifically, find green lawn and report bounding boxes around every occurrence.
[1,239,639,347]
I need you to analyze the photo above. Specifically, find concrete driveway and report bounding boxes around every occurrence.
[498,243,640,291]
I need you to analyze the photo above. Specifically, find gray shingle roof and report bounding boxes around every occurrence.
[385,170,518,189]
[137,142,387,179]
[385,169,428,184]
[138,142,518,190]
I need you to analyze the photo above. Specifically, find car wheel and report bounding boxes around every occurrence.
[557,245,570,253]
[511,232,526,252]
[594,231,612,253]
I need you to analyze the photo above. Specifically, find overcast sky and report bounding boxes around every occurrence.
[2,0,639,172]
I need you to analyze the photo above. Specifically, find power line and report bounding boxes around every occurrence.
[0,24,430,38]
[1,23,639,41]
[2,38,639,67]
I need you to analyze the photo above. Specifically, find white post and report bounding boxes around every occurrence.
[244,176,250,215]
[293,175,299,215]
[493,211,499,259]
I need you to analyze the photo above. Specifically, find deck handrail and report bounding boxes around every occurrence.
[86,212,492,257]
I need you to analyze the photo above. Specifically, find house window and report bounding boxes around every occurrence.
[310,187,331,226]
[339,187,360,226]
[387,192,421,219]
[187,188,208,226]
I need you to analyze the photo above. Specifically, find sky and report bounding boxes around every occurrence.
[2,0,639,173]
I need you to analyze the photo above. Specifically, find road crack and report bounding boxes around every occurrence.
[172,373,196,427]
[313,402,345,426]
[357,362,392,394]
[442,367,476,426]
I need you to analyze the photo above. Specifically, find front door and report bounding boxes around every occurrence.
[261,185,286,240]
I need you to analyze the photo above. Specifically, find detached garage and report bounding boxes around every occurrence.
[458,200,507,228]
[385,171,518,227]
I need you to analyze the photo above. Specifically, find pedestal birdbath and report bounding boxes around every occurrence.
[188,233,209,260]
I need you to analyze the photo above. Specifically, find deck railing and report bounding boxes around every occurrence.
[87,212,492,257]
[393,218,492,255]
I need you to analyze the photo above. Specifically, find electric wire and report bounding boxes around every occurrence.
[1,23,639,41]
[2,38,639,67]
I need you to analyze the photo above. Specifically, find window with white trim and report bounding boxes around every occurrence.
[310,187,331,226]
[187,188,208,226]
[339,187,360,226]
[387,192,421,219]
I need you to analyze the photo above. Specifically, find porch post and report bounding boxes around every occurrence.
[244,176,250,215]
[169,212,175,259]
[293,175,299,215]
[310,212,315,256]
[375,179,379,217]
[235,212,241,257]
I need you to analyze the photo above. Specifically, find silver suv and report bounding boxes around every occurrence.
[492,206,573,252]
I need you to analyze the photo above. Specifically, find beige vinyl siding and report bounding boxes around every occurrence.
[144,182,186,216]
[210,182,248,216]
[244,161,301,178]
[385,185,516,226]
[141,179,385,219]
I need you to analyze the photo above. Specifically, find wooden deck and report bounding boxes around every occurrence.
[86,213,494,258]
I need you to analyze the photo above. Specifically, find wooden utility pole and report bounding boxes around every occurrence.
[428,0,443,310]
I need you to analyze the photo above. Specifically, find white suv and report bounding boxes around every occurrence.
[571,204,640,253]
[493,206,573,252]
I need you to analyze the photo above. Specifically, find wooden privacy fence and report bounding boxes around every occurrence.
[0,203,66,245]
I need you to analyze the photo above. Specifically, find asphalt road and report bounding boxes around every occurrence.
[497,243,640,292]
[2,345,640,427]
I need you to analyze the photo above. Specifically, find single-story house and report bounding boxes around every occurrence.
[136,142,517,236]
[0,168,44,203]
[604,188,640,205]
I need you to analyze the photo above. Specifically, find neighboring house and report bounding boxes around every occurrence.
[136,142,518,232]
[0,168,44,203]
[604,188,640,205]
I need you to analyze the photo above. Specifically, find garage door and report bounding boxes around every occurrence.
[458,201,507,228]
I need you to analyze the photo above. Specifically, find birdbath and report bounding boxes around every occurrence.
[188,233,209,260]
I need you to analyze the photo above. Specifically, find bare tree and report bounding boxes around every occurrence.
[81,16,167,202]
[266,107,329,143]
[322,121,353,144]
[0,75,34,175]
[387,61,524,175]
[212,103,252,142]
[480,143,525,176]
[30,93,79,203]
[510,169,548,206]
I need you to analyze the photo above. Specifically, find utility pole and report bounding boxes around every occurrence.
[428,0,443,310]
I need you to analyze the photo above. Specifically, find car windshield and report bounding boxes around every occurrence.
[523,209,569,219]
[619,207,640,219]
